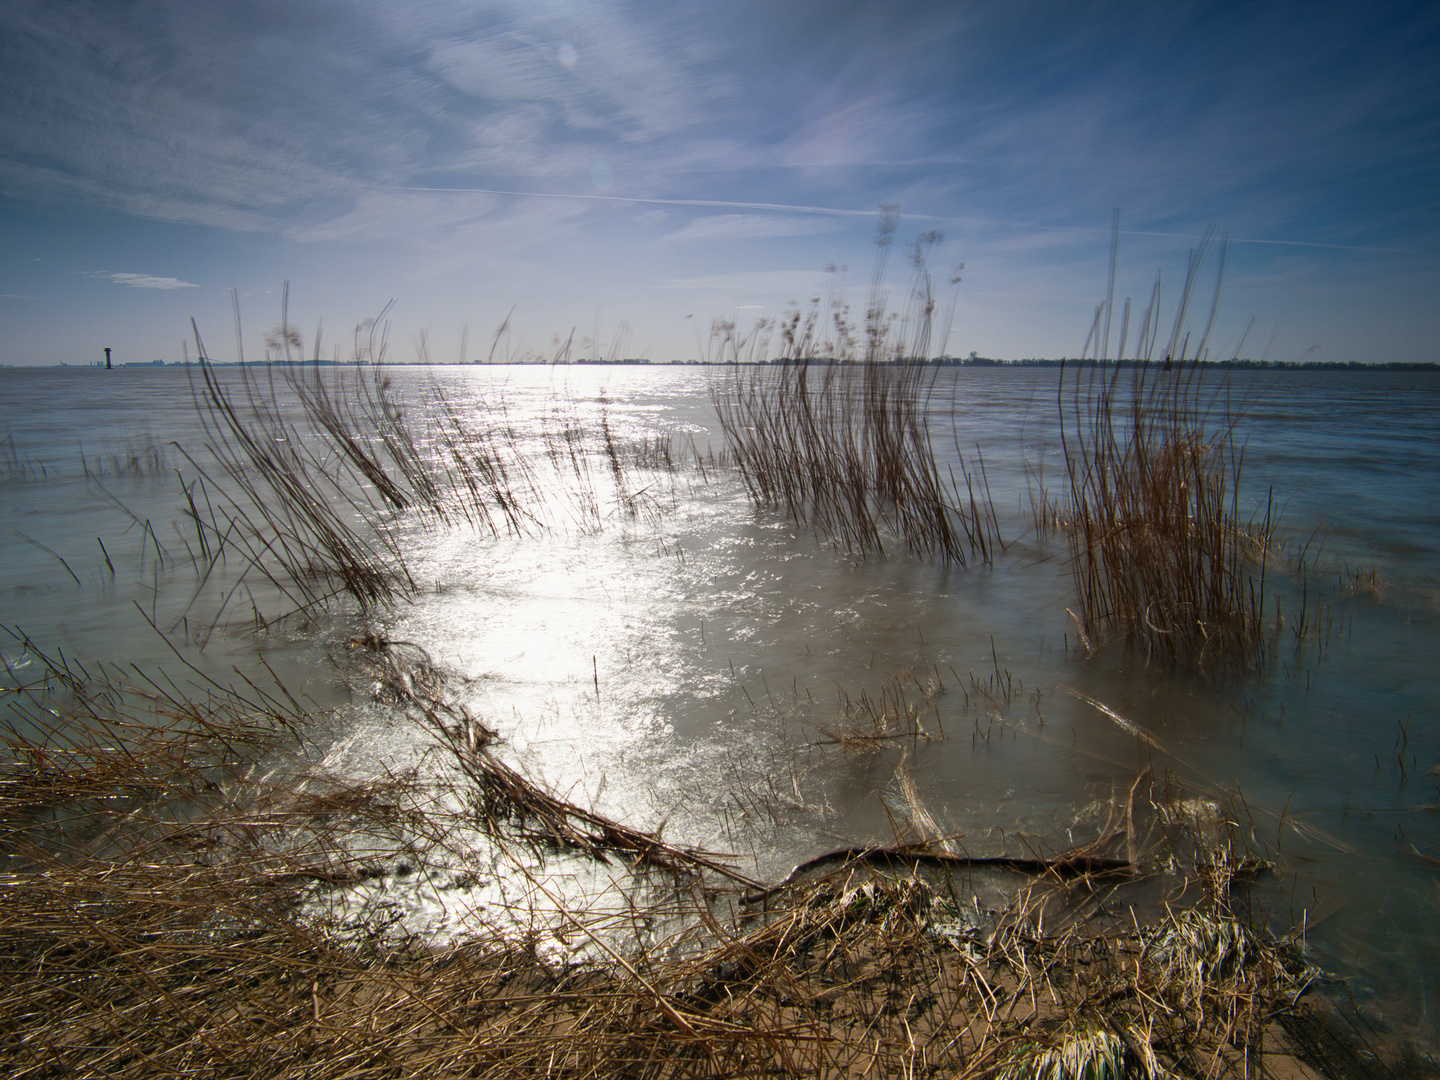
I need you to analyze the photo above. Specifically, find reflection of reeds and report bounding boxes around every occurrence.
[1060,229,1275,673]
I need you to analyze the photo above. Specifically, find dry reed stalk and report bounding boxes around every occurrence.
[346,634,763,892]
[711,216,1000,566]
[1,631,1354,1079]
[1060,227,1276,674]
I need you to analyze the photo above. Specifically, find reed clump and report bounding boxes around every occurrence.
[808,666,947,753]
[178,341,694,628]
[79,433,172,481]
[2,433,51,482]
[182,358,424,616]
[711,216,1000,565]
[1060,227,1275,673]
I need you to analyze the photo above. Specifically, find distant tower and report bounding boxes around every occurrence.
[104,347,112,370]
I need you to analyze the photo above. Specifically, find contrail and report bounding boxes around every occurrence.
[390,187,1414,254]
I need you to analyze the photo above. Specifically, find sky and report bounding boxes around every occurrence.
[1,0,1437,366]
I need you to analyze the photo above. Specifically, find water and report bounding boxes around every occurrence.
[2,363,1438,1038]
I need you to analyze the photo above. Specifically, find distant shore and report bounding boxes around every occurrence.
[20,356,1440,371]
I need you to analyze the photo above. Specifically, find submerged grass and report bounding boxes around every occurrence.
[79,433,172,481]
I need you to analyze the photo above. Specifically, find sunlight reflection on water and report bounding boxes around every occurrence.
[3,363,1438,1037]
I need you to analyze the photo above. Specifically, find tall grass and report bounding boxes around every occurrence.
[178,331,687,626]
[1060,225,1275,673]
[712,215,1000,564]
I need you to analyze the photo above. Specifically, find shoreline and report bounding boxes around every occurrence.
[4,634,1436,1078]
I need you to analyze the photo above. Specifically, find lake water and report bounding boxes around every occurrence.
[2,362,1437,1041]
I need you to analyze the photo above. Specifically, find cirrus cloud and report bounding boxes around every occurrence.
[660,213,845,243]
[85,271,199,290]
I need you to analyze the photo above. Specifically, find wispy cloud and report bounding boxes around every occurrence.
[657,270,842,296]
[660,214,845,243]
[287,189,502,243]
[0,0,737,236]
[85,272,198,290]
[0,0,1436,364]
[391,185,897,218]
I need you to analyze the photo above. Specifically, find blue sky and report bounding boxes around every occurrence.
[1,0,1436,365]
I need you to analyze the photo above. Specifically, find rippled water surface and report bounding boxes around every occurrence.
[3,363,1438,1037]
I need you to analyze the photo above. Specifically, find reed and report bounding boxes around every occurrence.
[711,217,1000,565]
[181,357,418,617]
[79,433,171,481]
[1059,227,1275,673]
[179,310,700,629]
[1,433,50,482]
[808,666,947,753]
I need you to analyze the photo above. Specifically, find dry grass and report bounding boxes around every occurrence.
[711,216,1000,566]
[2,627,1362,1079]
[1059,228,1276,674]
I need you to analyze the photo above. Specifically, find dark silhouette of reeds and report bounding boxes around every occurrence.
[182,357,418,615]
[1059,226,1275,673]
[179,346,560,623]
[179,316,696,627]
[711,218,1000,565]
[714,355,1001,565]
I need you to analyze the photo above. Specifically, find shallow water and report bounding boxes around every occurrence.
[2,363,1437,1039]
